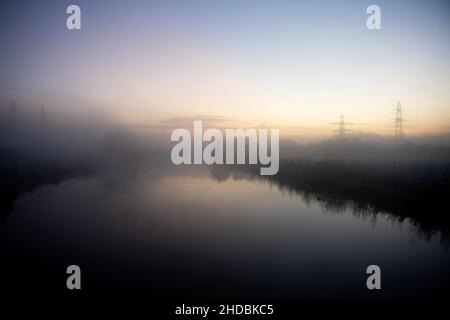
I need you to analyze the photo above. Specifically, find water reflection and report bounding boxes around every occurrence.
[0,159,449,299]
[210,162,450,247]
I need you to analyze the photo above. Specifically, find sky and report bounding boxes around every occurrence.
[0,0,449,137]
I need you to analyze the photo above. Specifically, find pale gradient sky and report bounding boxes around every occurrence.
[1,0,449,136]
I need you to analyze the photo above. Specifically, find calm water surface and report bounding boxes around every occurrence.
[1,163,449,299]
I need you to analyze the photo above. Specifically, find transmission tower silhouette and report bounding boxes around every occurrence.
[394,101,404,138]
[9,99,17,114]
[40,105,46,117]
[330,114,353,137]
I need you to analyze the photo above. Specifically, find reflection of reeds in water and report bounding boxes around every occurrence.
[210,159,450,246]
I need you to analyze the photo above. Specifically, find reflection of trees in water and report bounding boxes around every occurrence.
[210,160,450,247]
[0,128,158,220]
[0,161,93,220]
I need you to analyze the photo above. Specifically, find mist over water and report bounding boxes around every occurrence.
[0,101,449,298]
[1,159,449,299]
[0,0,449,309]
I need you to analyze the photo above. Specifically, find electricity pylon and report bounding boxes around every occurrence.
[394,101,404,138]
[9,99,17,114]
[40,105,46,117]
[330,114,353,137]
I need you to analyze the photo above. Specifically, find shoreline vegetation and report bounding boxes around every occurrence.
[1,135,450,244]
[212,158,450,241]
[0,157,94,220]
